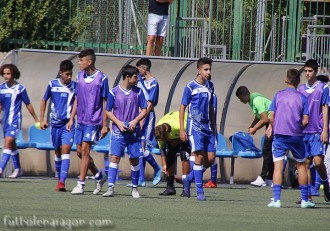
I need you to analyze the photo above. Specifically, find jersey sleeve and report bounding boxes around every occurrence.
[302,94,309,115]
[139,90,147,109]
[253,97,268,115]
[268,93,277,112]
[321,85,329,106]
[181,86,191,106]
[21,88,31,105]
[43,83,52,101]
[106,90,115,111]
[101,75,109,99]
[148,81,159,106]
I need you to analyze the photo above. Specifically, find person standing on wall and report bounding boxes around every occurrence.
[146,0,174,56]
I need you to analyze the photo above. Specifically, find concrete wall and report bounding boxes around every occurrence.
[0,49,304,182]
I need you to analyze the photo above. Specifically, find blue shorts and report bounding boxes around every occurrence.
[304,133,324,157]
[272,135,305,162]
[51,124,75,149]
[75,123,101,145]
[188,132,216,153]
[141,111,156,147]
[109,131,142,159]
[148,13,168,36]
[3,126,19,139]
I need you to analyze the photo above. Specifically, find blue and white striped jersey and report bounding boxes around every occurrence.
[137,74,159,107]
[0,83,31,131]
[181,80,214,136]
[43,79,77,126]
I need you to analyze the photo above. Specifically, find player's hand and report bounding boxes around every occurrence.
[162,163,167,174]
[66,120,73,131]
[100,126,110,139]
[128,120,137,132]
[265,125,273,138]
[40,121,49,130]
[321,130,328,144]
[118,121,128,132]
[180,130,187,142]
[247,127,256,135]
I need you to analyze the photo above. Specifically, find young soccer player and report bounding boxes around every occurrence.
[40,60,77,191]
[0,64,39,178]
[155,111,190,196]
[268,69,314,208]
[236,86,274,187]
[135,58,161,187]
[102,65,147,198]
[298,59,330,202]
[179,57,217,201]
[68,48,110,195]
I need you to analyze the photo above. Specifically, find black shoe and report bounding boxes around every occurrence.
[159,186,176,196]
[180,190,189,197]
[324,184,330,202]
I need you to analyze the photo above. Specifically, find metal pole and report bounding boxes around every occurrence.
[255,0,265,61]
[174,0,181,57]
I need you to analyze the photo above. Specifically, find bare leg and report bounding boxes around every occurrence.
[146,35,156,56]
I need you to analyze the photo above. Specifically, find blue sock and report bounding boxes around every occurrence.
[308,184,312,196]
[300,184,308,201]
[94,171,103,181]
[193,164,204,194]
[0,149,11,170]
[54,155,62,179]
[11,150,21,169]
[104,156,109,177]
[131,165,140,187]
[60,154,70,183]
[107,162,118,187]
[145,150,160,172]
[186,170,194,182]
[315,171,321,190]
[138,156,146,182]
[273,184,281,202]
[211,162,217,183]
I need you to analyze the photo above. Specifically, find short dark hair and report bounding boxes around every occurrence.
[0,64,21,79]
[235,86,250,97]
[286,69,300,86]
[136,58,152,70]
[304,59,318,71]
[154,123,170,141]
[122,65,139,80]
[78,48,96,64]
[60,60,74,72]
[317,74,329,83]
[197,57,213,68]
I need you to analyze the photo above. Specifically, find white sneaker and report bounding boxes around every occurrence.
[102,187,114,197]
[267,198,281,208]
[8,169,22,178]
[301,200,315,208]
[93,174,107,195]
[251,176,266,187]
[132,187,140,198]
[71,184,84,195]
[266,179,273,187]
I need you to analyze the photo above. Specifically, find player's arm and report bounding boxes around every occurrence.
[302,115,309,129]
[66,98,77,131]
[100,98,110,139]
[40,99,49,130]
[248,112,268,135]
[249,117,259,130]
[129,108,147,132]
[26,103,39,123]
[321,104,328,143]
[179,104,187,141]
